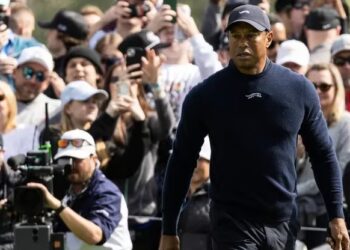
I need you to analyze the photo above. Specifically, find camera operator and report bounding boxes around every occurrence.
[27,129,132,250]
[0,134,21,250]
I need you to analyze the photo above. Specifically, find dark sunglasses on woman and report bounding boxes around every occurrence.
[313,82,333,92]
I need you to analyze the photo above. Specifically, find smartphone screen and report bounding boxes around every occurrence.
[117,80,130,96]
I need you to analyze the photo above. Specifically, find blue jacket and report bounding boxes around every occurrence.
[55,169,125,245]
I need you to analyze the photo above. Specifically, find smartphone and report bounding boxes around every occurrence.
[174,4,191,42]
[116,80,130,96]
[126,47,146,66]
[163,0,177,22]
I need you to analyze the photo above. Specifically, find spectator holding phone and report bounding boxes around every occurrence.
[89,0,158,49]
[101,46,175,250]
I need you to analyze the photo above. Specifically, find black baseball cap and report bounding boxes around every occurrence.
[118,30,170,54]
[305,7,340,31]
[225,4,271,32]
[38,10,88,40]
[275,0,310,13]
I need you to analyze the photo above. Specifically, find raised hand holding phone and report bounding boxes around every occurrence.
[142,49,166,98]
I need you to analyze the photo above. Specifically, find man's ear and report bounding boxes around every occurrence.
[64,103,73,115]
[266,31,273,48]
[91,155,99,168]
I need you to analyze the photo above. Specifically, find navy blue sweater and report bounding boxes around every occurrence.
[162,60,344,235]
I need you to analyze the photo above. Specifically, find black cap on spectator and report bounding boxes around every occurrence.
[118,30,170,54]
[223,0,249,19]
[305,7,340,31]
[38,10,88,40]
[225,4,271,32]
[63,46,103,76]
[275,0,310,13]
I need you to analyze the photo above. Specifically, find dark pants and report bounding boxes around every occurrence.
[129,220,161,250]
[210,204,298,250]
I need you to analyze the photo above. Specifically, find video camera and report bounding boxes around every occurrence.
[7,149,72,250]
[8,149,72,218]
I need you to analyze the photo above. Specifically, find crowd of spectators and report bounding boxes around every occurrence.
[0,0,349,249]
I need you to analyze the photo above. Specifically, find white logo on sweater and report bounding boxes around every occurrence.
[245,93,262,99]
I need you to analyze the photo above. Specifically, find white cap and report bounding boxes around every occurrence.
[54,129,96,160]
[61,80,108,106]
[276,40,310,67]
[199,136,211,161]
[17,46,54,71]
[331,34,350,57]
[0,0,10,7]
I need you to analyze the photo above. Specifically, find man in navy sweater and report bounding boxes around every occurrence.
[159,4,350,250]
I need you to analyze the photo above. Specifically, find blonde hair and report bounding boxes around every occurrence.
[0,81,17,133]
[306,63,345,125]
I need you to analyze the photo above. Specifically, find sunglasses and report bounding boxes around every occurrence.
[22,66,46,83]
[0,93,4,101]
[268,40,285,50]
[313,82,334,92]
[58,139,91,149]
[333,57,350,66]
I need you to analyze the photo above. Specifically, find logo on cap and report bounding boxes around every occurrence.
[239,10,250,14]
[322,24,331,30]
[57,24,67,32]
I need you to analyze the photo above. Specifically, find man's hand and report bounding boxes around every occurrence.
[176,8,200,39]
[27,182,61,210]
[48,71,65,98]
[146,5,176,33]
[0,56,17,75]
[327,218,350,250]
[159,235,180,250]
[142,49,165,84]
[0,198,7,209]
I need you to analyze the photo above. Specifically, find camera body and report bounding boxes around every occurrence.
[10,150,71,218]
[129,3,150,18]
[6,150,70,250]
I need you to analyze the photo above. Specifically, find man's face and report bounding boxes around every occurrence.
[333,51,350,90]
[46,29,64,56]
[228,22,272,73]
[65,57,99,87]
[68,156,95,185]
[267,22,286,62]
[14,62,49,102]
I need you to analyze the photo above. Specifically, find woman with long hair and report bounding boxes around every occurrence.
[297,63,350,248]
[102,49,175,250]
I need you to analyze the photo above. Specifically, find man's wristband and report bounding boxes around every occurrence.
[55,203,66,215]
